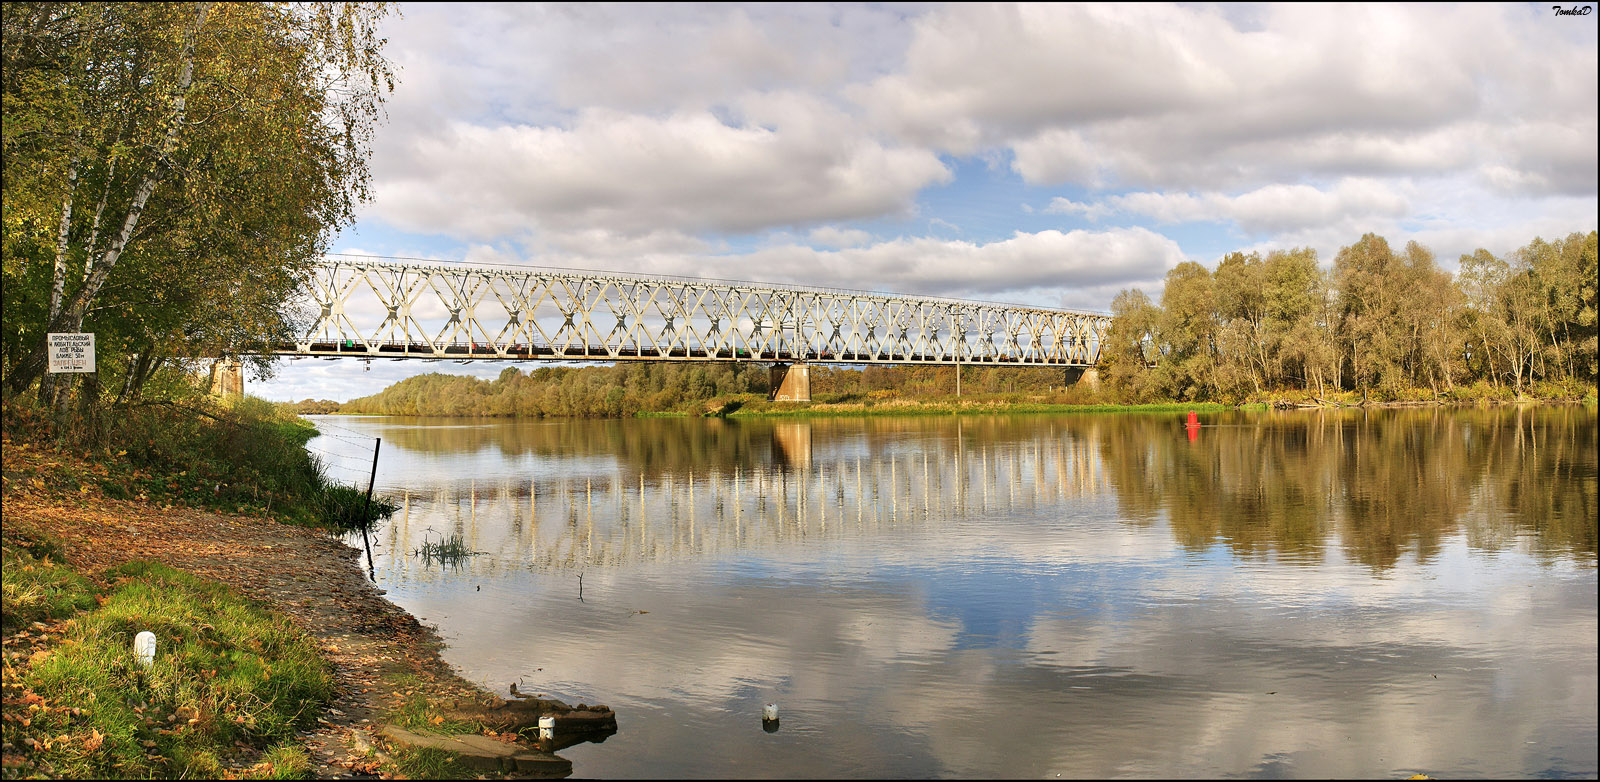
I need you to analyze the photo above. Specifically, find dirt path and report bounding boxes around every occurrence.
[3,486,501,778]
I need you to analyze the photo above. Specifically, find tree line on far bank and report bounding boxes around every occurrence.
[1101,231,1596,403]
[307,362,1082,418]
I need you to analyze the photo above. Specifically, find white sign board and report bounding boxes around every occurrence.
[47,332,95,373]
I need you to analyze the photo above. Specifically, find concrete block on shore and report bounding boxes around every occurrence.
[381,724,573,776]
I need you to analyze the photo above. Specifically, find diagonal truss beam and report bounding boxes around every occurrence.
[281,260,1111,367]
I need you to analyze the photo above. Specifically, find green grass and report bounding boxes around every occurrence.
[385,676,480,735]
[255,742,314,779]
[378,675,485,779]
[2,549,333,779]
[308,483,399,532]
[3,394,405,535]
[384,743,482,779]
[1,537,97,632]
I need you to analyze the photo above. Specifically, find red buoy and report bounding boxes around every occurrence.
[1186,411,1199,428]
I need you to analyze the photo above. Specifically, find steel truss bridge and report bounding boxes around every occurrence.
[284,259,1111,369]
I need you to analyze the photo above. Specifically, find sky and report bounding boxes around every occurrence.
[253,2,1598,402]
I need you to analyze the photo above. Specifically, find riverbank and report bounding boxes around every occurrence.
[316,382,1597,422]
[1,435,587,779]
[672,393,1594,419]
[715,397,1233,418]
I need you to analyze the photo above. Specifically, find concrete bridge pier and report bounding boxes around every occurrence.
[208,358,245,397]
[769,363,811,402]
[1063,366,1100,391]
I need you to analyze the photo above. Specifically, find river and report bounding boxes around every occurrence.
[303,407,1597,779]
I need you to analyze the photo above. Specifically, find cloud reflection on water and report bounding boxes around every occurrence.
[305,408,1596,778]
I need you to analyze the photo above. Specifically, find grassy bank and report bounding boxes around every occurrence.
[2,396,394,532]
[1,396,406,778]
[2,530,331,779]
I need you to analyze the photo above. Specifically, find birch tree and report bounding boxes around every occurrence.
[2,2,394,400]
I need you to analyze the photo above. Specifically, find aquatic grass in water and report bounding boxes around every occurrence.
[413,532,477,567]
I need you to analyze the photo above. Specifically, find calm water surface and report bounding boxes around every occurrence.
[304,408,1598,779]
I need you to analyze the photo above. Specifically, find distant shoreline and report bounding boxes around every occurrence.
[301,395,1595,421]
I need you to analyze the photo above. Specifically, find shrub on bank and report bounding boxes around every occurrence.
[1445,381,1518,404]
[1530,377,1596,402]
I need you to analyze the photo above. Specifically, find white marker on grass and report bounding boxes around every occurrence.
[133,631,156,668]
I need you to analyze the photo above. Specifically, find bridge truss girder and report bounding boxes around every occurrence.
[286,260,1111,367]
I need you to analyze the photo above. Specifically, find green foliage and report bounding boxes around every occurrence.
[96,392,325,517]
[5,560,332,779]
[286,399,342,415]
[342,362,772,417]
[727,399,1224,418]
[2,1,395,400]
[337,362,1112,417]
[1103,230,1598,402]
[1102,288,1164,403]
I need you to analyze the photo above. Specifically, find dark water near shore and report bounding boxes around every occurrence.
[305,407,1598,779]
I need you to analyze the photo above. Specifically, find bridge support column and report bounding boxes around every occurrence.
[208,359,245,397]
[769,363,811,402]
[1063,366,1100,392]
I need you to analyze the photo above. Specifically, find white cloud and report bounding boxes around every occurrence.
[374,4,915,126]
[1048,179,1409,235]
[854,3,1596,195]
[727,227,1186,300]
[1043,197,1112,221]
[371,106,950,240]
[808,226,874,249]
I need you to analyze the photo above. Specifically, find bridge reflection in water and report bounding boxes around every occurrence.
[313,407,1597,586]
[371,418,1107,580]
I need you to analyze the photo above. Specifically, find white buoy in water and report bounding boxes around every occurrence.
[133,631,156,668]
[538,715,556,740]
[762,703,779,721]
